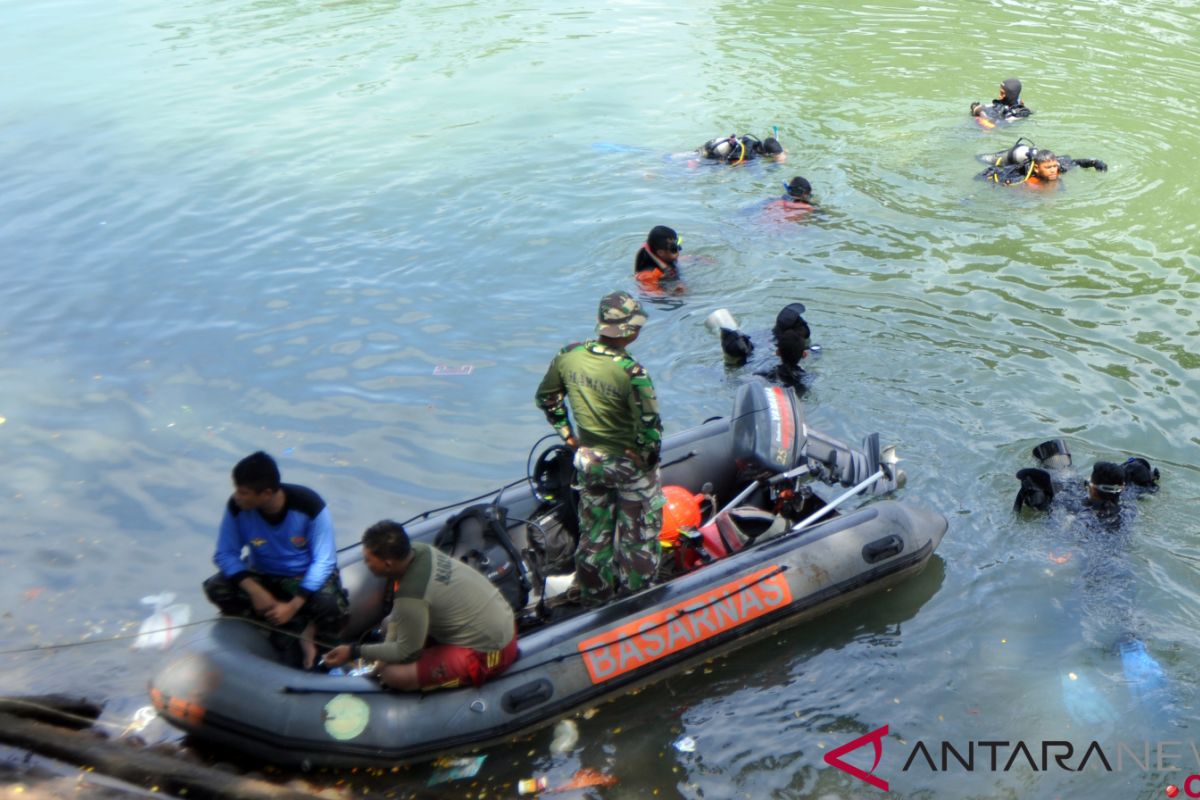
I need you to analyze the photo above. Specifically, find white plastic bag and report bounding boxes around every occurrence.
[132,592,191,650]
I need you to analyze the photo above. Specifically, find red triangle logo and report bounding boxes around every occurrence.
[823,724,889,791]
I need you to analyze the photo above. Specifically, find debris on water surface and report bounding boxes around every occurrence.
[545,769,618,793]
[673,735,696,753]
[122,706,158,737]
[517,776,548,795]
[433,365,474,376]
[427,755,487,786]
[549,719,579,754]
[132,593,191,650]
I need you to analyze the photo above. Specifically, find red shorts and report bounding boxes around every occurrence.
[415,632,519,690]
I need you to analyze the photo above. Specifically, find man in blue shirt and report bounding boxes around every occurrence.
[203,451,348,668]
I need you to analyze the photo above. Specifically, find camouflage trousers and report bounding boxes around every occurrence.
[572,447,664,606]
[203,569,349,649]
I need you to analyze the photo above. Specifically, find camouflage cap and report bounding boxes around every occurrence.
[596,290,648,338]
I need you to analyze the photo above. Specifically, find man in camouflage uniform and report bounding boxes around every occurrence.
[535,291,664,606]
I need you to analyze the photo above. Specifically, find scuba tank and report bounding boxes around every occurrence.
[981,137,1038,185]
[1002,137,1037,166]
[702,135,737,160]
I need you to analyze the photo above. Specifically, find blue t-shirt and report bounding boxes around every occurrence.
[213,483,337,595]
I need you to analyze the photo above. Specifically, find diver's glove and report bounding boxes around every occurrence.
[1013,468,1054,513]
[720,328,754,366]
[1075,159,1108,172]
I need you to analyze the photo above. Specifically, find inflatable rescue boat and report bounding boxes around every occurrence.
[150,381,948,767]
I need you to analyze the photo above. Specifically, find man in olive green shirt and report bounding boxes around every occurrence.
[323,520,517,691]
[535,291,664,606]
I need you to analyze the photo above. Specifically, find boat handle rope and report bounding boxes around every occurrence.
[0,616,225,655]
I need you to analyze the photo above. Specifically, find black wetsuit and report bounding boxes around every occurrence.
[973,78,1033,123]
[1018,470,1140,651]
[975,98,1032,123]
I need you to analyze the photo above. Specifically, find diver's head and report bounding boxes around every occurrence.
[772,303,811,359]
[1087,461,1125,504]
[775,328,809,366]
[1033,150,1060,181]
[1123,457,1160,493]
[761,137,784,158]
[1032,439,1072,470]
[1000,78,1022,105]
[783,176,812,201]
[646,225,681,264]
[772,302,810,339]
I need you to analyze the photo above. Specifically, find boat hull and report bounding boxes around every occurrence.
[152,502,945,768]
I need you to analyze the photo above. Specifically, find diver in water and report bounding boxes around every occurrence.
[970,78,1032,127]
[1013,439,1159,516]
[977,138,1108,187]
[763,176,816,221]
[707,302,814,393]
[1013,439,1166,703]
[634,225,684,295]
[698,133,786,165]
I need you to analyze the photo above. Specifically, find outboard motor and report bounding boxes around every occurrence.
[730,380,904,495]
[730,379,805,473]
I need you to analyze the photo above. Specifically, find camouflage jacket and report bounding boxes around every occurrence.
[535,340,662,463]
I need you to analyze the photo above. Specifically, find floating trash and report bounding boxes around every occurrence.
[427,755,487,786]
[673,735,697,753]
[433,365,474,376]
[132,593,191,650]
[122,705,158,736]
[517,776,548,795]
[549,719,579,754]
[546,769,618,793]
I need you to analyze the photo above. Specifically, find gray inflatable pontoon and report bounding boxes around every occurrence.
[150,381,948,767]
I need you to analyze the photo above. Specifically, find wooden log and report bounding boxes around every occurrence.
[0,693,103,729]
[0,712,320,800]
